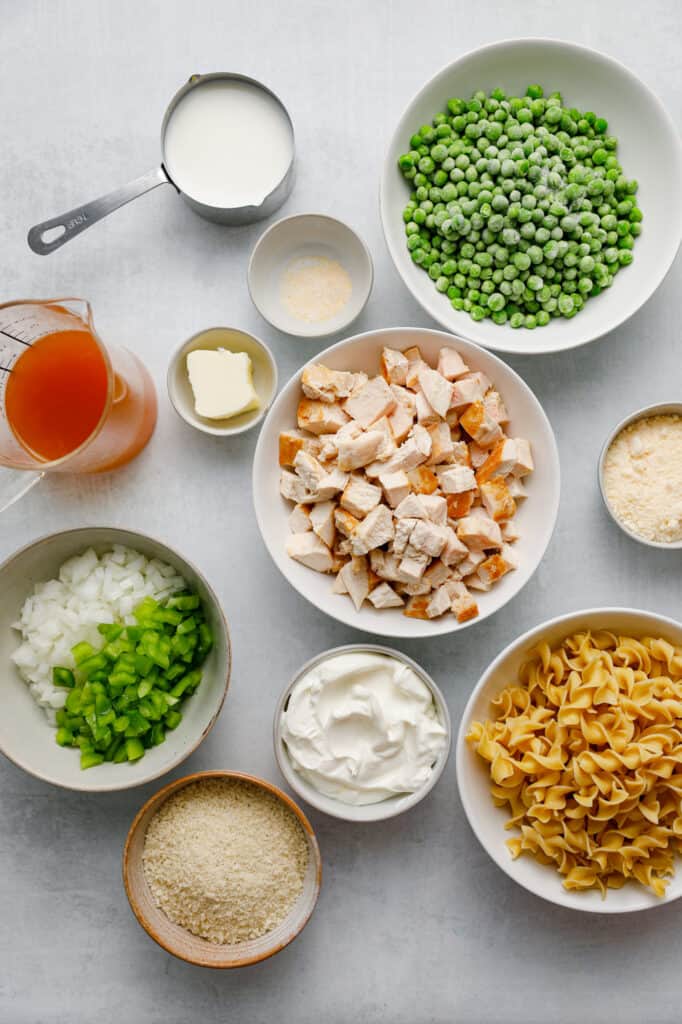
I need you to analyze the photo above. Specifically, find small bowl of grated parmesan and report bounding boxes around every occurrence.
[248,213,373,338]
[599,402,682,547]
[123,770,322,968]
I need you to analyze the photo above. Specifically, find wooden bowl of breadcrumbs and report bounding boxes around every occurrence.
[123,770,322,968]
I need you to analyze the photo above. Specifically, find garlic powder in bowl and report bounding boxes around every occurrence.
[601,407,682,545]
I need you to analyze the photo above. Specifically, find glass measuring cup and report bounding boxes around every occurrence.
[0,299,157,510]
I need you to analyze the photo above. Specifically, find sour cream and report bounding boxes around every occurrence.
[281,651,448,805]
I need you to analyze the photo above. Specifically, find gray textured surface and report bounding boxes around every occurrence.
[1,2,681,1022]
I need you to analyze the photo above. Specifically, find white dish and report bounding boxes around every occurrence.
[273,644,451,822]
[456,606,682,913]
[598,401,682,549]
[381,38,682,355]
[0,527,231,792]
[252,326,560,639]
[248,214,373,338]
[167,326,277,436]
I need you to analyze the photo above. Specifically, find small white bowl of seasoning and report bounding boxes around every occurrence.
[167,326,277,437]
[248,213,373,338]
[599,401,682,548]
[273,644,451,822]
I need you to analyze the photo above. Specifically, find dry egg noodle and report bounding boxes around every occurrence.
[467,631,682,897]
[143,778,309,944]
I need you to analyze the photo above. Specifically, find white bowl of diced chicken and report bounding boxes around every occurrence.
[253,327,560,638]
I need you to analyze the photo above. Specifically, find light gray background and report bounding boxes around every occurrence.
[1,1,681,1022]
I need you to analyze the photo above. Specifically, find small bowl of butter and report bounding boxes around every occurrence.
[167,326,278,436]
[273,644,451,822]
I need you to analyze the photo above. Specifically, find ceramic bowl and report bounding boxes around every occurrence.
[0,527,230,791]
[456,607,682,913]
[598,401,682,548]
[253,326,560,638]
[248,213,373,338]
[273,643,451,822]
[381,38,682,355]
[123,769,322,967]
[167,326,277,436]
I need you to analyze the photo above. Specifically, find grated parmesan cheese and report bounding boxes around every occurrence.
[142,778,309,945]
[603,414,682,543]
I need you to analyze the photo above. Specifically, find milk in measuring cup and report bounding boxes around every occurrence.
[164,79,293,208]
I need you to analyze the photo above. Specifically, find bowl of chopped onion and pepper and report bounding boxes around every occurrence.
[381,38,682,355]
[0,527,231,791]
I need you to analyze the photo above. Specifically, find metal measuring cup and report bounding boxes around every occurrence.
[27,72,295,256]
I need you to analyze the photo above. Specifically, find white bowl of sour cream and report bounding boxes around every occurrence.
[273,644,451,822]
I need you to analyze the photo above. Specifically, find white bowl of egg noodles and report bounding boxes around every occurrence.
[457,607,682,913]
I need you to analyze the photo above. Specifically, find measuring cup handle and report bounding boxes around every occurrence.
[27,166,174,255]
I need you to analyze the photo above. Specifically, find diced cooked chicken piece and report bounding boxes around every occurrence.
[368,581,404,608]
[297,399,350,435]
[457,513,502,551]
[446,491,476,520]
[467,443,488,469]
[477,549,518,586]
[404,347,428,390]
[301,364,359,402]
[409,519,450,558]
[347,371,369,396]
[310,467,348,501]
[344,376,396,428]
[367,424,431,476]
[418,366,453,418]
[501,519,521,542]
[403,595,430,619]
[332,571,348,594]
[280,469,314,503]
[445,409,461,430]
[483,390,510,425]
[340,475,382,518]
[403,345,422,363]
[450,375,488,409]
[456,548,485,577]
[394,494,427,519]
[401,579,433,596]
[309,500,337,548]
[420,494,448,525]
[350,505,394,556]
[370,549,402,581]
[441,527,469,566]
[398,548,430,583]
[334,537,352,557]
[380,347,409,386]
[423,559,452,589]
[338,556,370,611]
[511,438,534,476]
[438,465,477,494]
[437,347,469,380]
[294,449,329,493]
[416,389,440,426]
[388,401,414,444]
[336,430,384,471]
[289,503,312,533]
[427,585,452,618]
[379,470,410,508]
[426,422,455,466]
[475,438,520,484]
[334,507,361,537]
[317,421,364,462]
[506,476,528,500]
[286,533,334,573]
[407,466,439,494]
[390,383,417,416]
[279,430,307,467]
[466,574,492,593]
[393,516,419,555]
[459,402,503,448]
[445,580,479,623]
[371,416,397,461]
[480,478,516,522]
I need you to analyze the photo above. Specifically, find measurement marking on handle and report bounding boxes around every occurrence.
[0,328,30,346]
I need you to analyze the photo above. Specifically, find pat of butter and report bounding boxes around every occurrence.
[186,349,260,420]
